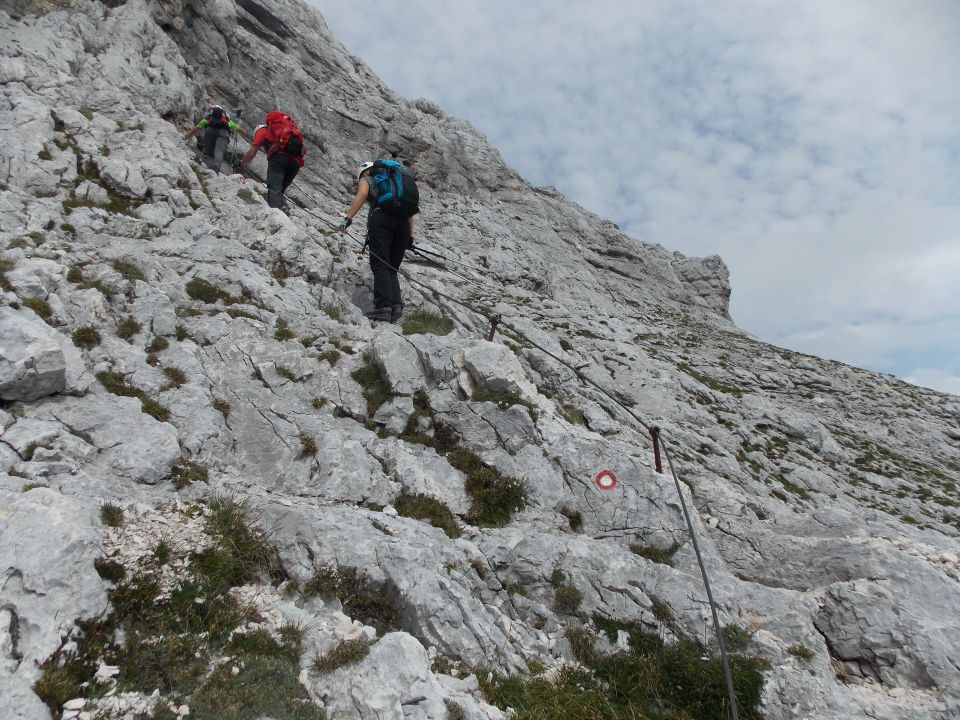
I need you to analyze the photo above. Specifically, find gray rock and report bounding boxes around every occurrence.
[462,341,538,399]
[0,489,107,712]
[30,395,180,485]
[370,328,425,395]
[0,307,85,401]
[315,632,504,720]
[375,437,471,514]
[373,395,414,435]
[815,569,960,691]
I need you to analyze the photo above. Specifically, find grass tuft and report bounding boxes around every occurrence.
[192,655,324,719]
[67,267,115,298]
[22,297,53,319]
[169,461,209,490]
[554,584,583,614]
[274,318,296,341]
[559,506,583,532]
[400,308,454,336]
[116,316,141,341]
[185,277,221,303]
[100,502,124,527]
[471,388,538,421]
[351,359,394,416]
[96,370,171,422]
[146,336,169,354]
[299,433,317,457]
[112,259,146,282]
[276,365,297,381]
[317,349,341,366]
[213,398,231,418]
[629,542,681,567]
[72,326,102,349]
[304,566,400,633]
[0,258,14,291]
[722,625,753,653]
[480,615,768,720]
[186,277,241,305]
[395,492,461,538]
[94,558,125,583]
[557,398,587,426]
[162,366,188,389]
[447,448,526,527]
[153,541,172,565]
[651,598,673,623]
[186,498,282,605]
[313,640,370,674]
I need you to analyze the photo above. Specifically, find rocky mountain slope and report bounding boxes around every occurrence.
[1,0,959,718]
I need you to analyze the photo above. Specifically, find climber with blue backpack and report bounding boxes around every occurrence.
[340,157,420,322]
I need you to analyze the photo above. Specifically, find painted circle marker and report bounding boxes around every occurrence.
[595,469,618,491]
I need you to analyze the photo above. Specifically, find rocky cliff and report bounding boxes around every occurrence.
[1,1,959,719]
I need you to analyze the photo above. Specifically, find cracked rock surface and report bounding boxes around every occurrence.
[1,0,958,718]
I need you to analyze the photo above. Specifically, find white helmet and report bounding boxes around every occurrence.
[358,161,374,178]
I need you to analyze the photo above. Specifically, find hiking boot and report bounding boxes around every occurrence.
[390,304,404,322]
[365,307,391,322]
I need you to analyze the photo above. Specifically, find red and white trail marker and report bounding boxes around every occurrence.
[594,469,618,491]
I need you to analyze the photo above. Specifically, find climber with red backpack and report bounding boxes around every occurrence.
[239,110,306,211]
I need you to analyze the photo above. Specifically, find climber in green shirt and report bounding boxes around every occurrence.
[184,105,247,174]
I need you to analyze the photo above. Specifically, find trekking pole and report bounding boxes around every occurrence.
[231,108,242,173]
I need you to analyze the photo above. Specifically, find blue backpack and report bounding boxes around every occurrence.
[368,159,419,218]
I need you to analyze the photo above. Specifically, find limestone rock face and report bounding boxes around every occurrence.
[315,632,506,720]
[0,306,85,401]
[0,490,108,717]
[0,1,958,719]
[462,340,539,399]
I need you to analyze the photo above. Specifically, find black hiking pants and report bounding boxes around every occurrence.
[266,153,300,209]
[367,208,410,310]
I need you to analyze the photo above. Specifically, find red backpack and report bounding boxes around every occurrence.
[265,111,305,164]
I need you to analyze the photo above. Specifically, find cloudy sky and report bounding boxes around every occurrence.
[313,0,960,395]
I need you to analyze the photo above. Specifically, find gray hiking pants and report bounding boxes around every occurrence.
[202,127,230,173]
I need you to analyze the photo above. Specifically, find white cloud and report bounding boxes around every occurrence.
[312,0,960,390]
[905,369,960,397]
